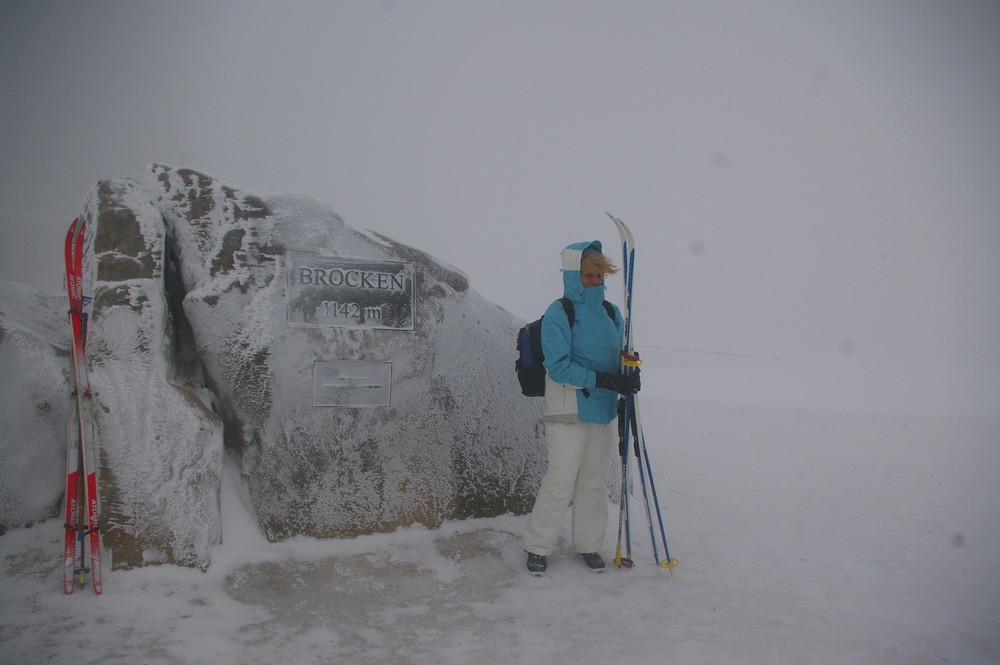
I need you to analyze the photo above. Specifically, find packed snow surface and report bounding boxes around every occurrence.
[1,349,998,664]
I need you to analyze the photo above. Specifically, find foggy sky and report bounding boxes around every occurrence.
[2,1,999,400]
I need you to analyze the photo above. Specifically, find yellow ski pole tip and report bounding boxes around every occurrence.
[659,558,680,569]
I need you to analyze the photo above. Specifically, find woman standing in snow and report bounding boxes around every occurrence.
[522,240,640,575]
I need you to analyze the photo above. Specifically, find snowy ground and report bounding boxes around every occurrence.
[1,351,998,665]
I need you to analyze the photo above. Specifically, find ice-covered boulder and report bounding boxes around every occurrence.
[0,281,69,535]
[80,164,544,569]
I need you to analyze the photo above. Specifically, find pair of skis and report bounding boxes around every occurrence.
[63,218,102,594]
[607,213,678,572]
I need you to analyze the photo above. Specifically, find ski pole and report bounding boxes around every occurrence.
[633,398,679,569]
[615,398,634,568]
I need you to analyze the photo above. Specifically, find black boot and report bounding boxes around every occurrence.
[579,552,606,573]
[526,551,547,576]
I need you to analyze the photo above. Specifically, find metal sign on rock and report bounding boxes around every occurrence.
[287,253,415,330]
[312,361,392,407]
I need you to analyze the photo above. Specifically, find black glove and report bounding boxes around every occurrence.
[595,370,640,395]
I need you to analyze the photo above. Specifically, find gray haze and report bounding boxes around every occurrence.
[2,1,998,412]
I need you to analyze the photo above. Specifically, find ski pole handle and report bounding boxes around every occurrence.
[620,350,642,367]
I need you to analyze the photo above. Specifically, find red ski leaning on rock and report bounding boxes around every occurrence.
[63,217,102,594]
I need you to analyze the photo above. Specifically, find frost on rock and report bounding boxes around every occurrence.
[84,173,224,571]
[0,281,69,535]
[78,164,544,567]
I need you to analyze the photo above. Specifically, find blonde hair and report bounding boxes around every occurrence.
[581,252,620,276]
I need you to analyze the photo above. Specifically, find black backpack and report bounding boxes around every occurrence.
[515,297,616,397]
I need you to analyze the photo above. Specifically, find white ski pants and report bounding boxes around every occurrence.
[522,420,616,556]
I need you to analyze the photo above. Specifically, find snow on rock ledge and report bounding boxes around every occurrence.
[82,164,544,569]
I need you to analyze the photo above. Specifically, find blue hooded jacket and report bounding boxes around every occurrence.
[540,240,625,424]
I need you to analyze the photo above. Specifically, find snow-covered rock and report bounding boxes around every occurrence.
[74,164,544,569]
[82,173,224,571]
[0,280,69,535]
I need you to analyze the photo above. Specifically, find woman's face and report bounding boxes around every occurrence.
[581,266,604,287]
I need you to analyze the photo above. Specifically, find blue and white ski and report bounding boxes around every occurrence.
[607,213,678,571]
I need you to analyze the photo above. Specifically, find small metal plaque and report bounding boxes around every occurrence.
[312,361,392,407]
[287,253,415,330]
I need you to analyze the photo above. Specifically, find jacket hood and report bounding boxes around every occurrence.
[560,240,604,302]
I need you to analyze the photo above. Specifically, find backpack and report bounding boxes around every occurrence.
[515,297,616,397]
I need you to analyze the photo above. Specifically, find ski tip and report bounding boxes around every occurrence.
[606,213,633,245]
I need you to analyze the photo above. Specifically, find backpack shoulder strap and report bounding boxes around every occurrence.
[558,297,575,327]
[602,300,615,321]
